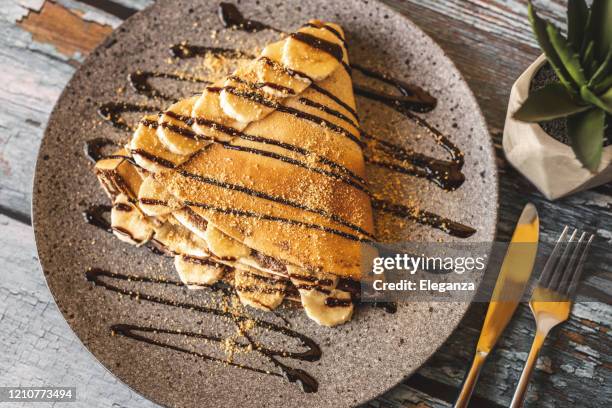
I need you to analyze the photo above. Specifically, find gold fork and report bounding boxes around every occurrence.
[509,226,594,408]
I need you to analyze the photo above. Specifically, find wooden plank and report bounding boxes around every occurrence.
[0,214,156,407]
[0,0,149,219]
[363,383,451,408]
[385,0,568,50]
[0,2,74,219]
[17,1,113,56]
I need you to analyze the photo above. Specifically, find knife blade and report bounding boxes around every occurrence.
[454,203,539,408]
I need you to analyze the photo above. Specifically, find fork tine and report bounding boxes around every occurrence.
[566,234,594,297]
[538,226,569,288]
[557,232,587,295]
[547,228,578,291]
[538,228,566,288]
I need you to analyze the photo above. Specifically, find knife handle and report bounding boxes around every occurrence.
[453,350,488,408]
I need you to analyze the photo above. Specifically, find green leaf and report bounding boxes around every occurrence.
[590,0,612,61]
[599,86,612,107]
[568,0,589,47]
[547,23,587,86]
[580,9,593,55]
[580,85,612,113]
[514,83,590,122]
[582,41,595,72]
[594,75,612,94]
[567,108,606,171]
[528,2,577,93]
[589,48,612,86]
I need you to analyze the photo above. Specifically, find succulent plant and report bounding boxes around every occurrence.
[514,0,611,172]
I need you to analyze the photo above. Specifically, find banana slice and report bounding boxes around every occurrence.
[173,207,209,240]
[299,288,353,327]
[287,265,353,326]
[238,254,287,280]
[192,87,247,139]
[158,96,205,155]
[111,193,154,245]
[138,176,182,217]
[95,148,143,200]
[219,73,276,123]
[153,217,227,288]
[153,217,210,257]
[129,117,186,173]
[282,25,345,81]
[257,41,311,97]
[235,266,286,310]
[174,255,226,289]
[204,225,251,260]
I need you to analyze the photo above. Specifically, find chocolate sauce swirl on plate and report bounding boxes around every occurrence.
[169,43,254,60]
[98,101,159,131]
[86,268,320,392]
[128,71,210,101]
[218,2,281,33]
[84,138,117,163]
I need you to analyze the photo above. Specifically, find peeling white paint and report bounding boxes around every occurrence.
[0,215,157,407]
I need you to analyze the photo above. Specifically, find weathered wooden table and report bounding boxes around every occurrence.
[0,0,610,407]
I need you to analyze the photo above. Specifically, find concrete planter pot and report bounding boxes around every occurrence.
[503,54,612,200]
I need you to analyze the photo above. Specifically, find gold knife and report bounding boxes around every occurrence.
[453,203,539,408]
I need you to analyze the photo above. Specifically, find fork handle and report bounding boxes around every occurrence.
[510,330,548,408]
[453,350,488,408]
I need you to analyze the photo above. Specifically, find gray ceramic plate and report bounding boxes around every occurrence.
[33,0,498,407]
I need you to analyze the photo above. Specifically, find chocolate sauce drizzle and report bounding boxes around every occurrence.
[218,2,280,33]
[364,131,465,191]
[324,297,352,308]
[85,268,320,392]
[290,32,344,62]
[84,139,141,170]
[84,138,117,163]
[352,64,437,114]
[98,102,159,131]
[128,71,210,100]
[83,204,113,233]
[373,301,398,314]
[371,199,475,238]
[169,43,253,60]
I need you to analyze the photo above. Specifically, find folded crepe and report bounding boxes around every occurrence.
[94,21,374,326]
